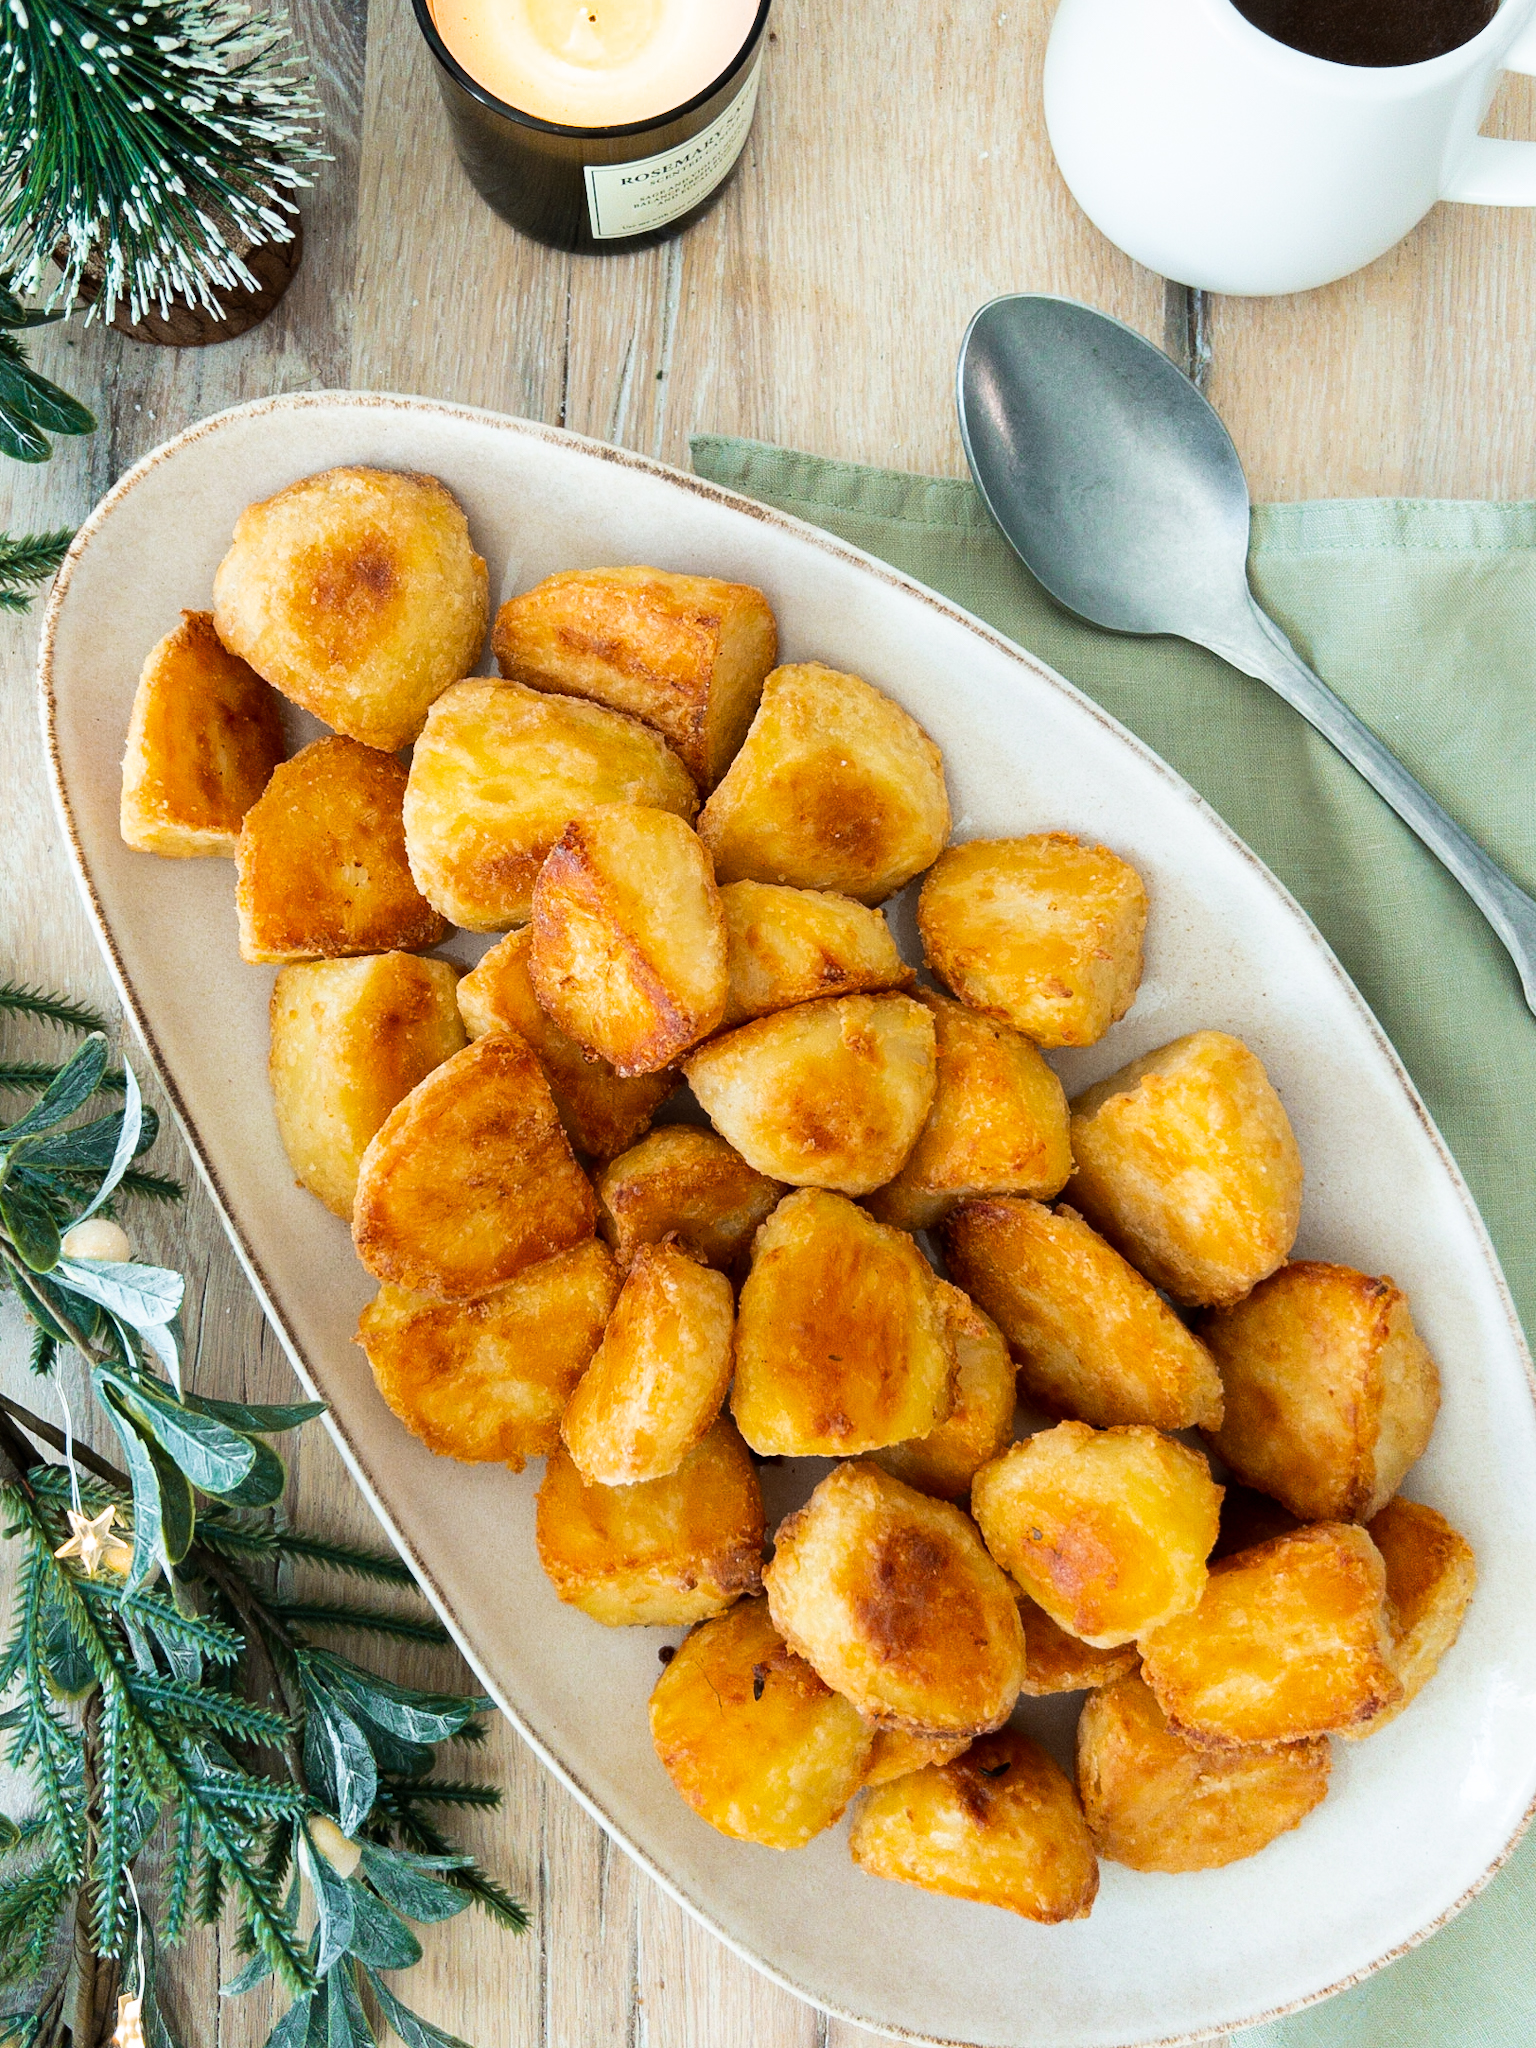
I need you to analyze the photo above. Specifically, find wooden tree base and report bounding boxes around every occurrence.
[64,222,304,348]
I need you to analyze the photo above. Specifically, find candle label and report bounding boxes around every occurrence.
[584,63,760,240]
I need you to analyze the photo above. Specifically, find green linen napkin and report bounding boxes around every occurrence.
[691,437,1536,2048]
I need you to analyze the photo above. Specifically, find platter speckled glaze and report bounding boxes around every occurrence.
[38,391,1536,2048]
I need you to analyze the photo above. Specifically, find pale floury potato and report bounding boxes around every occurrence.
[916,833,1148,1048]
[849,1730,1099,1923]
[534,1420,764,1627]
[764,1461,1025,1736]
[236,738,449,964]
[355,1241,621,1471]
[352,1032,594,1301]
[682,992,937,1195]
[403,678,698,930]
[529,804,729,1074]
[269,954,466,1218]
[1202,1261,1441,1523]
[493,566,777,789]
[718,880,911,1027]
[861,1729,972,1788]
[1139,1524,1403,1746]
[594,1126,785,1272]
[457,927,674,1158]
[697,662,950,903]
[943,1197,1224,1433]
[1014,1593,1138,1697]
[561,1240,735,1485]
[870,1282,1016,1502]
[864,992,1073,1232]
[731,1191,955,1457]
[649,1600,872,1848]
[212,467,488,752]
[1068,1030,1304,1308]
[1076,1672,1331,1873]
[1347,1498,1476,1736]
[120,611,285,857]
[971,1422,1223,1648]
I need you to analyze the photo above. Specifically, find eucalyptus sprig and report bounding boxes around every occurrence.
[0,982,525,2048]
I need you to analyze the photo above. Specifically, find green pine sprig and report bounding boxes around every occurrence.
[0,531,74,611]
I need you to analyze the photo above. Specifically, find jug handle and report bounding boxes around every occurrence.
[1441,21,1536,202]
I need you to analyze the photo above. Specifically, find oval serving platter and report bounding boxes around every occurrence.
[39,391,1536,2048]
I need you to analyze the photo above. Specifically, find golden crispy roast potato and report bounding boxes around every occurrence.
[850,1730,1099,1923]
[870,1282,1015,1501]
[764,1461,1025,1735]
[403,678,698,931]
[649,1599,871,1848]
[718,880,910,1028]
[269,953,466,1219]
[594,1126,785,1272]
[1015,1593,1138,1696]
[1212,1485,1300,1561]
[865,993,1072,1233]
[944,1198,1223,1433]
[1203,1261,1441,1524]
[971,1422,1222,1649]
[355,1241,620,1471]
[561,1240,735,1485]
[529,804,729,1075]
[683,991,937,1196]
[212,467,487,752]
[352,1031,594,1300]
[235,738,448,965]
[697,662,950,904]
[862,1728,972,1788]
[1139,1523,1402,1746]
[731,1190,955,1457]
[492,566,777,790]
[916,833,1148,1049]
[120,610,285,857]
[1068,1031,1303,1309]
[535,1419,763,1627]
[1348,1498,1476,1736]
[1077,1672,1330,1873]
[456,927,674,1159]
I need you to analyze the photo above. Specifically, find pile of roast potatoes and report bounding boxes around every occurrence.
[120,464,1475,1922]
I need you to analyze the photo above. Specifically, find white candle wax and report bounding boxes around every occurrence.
[429,0,761,128]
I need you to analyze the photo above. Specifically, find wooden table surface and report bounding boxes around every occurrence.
[3,2,1534,2042]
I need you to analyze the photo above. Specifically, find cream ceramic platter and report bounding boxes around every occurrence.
[39,391,1536,2048]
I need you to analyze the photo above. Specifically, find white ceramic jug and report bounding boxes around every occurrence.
[1044,0,1536,293]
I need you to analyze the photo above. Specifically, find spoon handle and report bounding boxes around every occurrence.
[1216,599,1536,1017]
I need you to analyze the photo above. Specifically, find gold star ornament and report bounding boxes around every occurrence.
[53,1505,135,1579]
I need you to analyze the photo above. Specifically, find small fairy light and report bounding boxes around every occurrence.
[306,1813,364,1879]
[109,1996,144,2048]
[60,1217,133,1262]
[54,1503,134,1578]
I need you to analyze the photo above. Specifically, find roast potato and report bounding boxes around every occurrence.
[971,1422,1222,1649]
[1015,1594,1138,1697]
[594,1125,785,1273]
[943,1198,1223,1433]
[719,880,911,1027]
[212,466,487,752]
[1068,1031,1303,1308]
[352,1031,594,1300]
[862,1729,972,1788]
[1202,1261,1441,1523]
[1348,1497,1476,1735]
[850,1730,1098,1923]
[864,993,1072,1232]
[870,1281,1016,1502]
[1077,1672,1330,1873]
[529,804,729,1074]
[916,833,1147,1048]
[355,1241,620,1471]
[269,953,466,1219]
[697,662,950,904]
[236,737,448,964]
[120,610,285,857]
[535,1419,763,1627]
[456,927,674,1159]
[1139,1523,1402,1746]
[402,677,698,930]
[764,1461,1025,1736]
[683,991,937,1196]
[731,1190,954,1457]
[492,566,777,789]
[561,1239,735,1485]
[649,1599,871,1848]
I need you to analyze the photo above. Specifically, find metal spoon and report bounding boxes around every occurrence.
[956,291,1536,1016]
